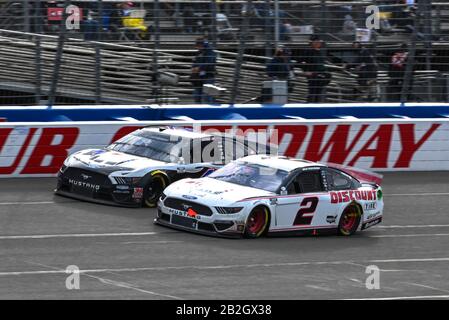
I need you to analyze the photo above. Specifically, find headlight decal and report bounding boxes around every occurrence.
[215,207,244,214]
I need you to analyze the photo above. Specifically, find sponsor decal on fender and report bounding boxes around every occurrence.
[362,217,382,230]
[364,202,377,211]
[330,190,377,203]
[366,211,381,221]
[132,187,143,199]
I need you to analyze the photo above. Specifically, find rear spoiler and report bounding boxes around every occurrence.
[325,162,383,185]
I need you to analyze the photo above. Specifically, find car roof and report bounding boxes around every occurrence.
[142,127,212,139]
[238,155,325,172]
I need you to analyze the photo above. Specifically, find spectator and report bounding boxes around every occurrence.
[190,38,217,104]
[388,43,410,102]
[345,42,378,101]
[241,2,263,28]
[399,5,417,33]
[267,47,294,97]
[298,35,331,103]
[182,6,197,33]
[81,11,100,41]
[342,14,357,35]
[279,21,292,42]
[120,1,150,40]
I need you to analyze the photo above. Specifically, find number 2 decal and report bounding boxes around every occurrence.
[293,197,319,225]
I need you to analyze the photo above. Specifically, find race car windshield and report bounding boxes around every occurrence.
[209,162,288,192]
[106,130,186,163]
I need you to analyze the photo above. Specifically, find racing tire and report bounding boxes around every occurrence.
[143,171,168,208]
[244,206,270,239]
[338,204,362,236]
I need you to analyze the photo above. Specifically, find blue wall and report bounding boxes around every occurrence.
[1,103,449,122]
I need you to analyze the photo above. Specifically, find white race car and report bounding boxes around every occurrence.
[155,155,384,238]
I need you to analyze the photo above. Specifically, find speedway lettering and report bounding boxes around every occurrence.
[330,190,377,204]
[0,127,79,175]
[201,123,441,168]
[273,123,441,168]
[0,121,443,176]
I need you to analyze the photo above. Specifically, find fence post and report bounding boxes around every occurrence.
[152,0,161,104]
[320,0,327,36]
[423,0,433,101]
[274,0,279,49]
[95,0,103,104]
[264,0,271,58]
[34,0,42,105]
[211,0,217,48]
[24,0,30,33]
[48,0,70,107]
[400,36,417,104]
[230,0,252,105]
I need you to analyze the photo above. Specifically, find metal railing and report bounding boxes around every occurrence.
[0,0,448,105]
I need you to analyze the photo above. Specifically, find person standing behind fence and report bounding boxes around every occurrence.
[190,38,217,104]
[388,43,410,102]
[298,35,331,103]
[266,47,294,99]
[346,41,378,101]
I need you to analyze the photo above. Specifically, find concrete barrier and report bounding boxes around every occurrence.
[0,118,446,177]
[2,103,449,122]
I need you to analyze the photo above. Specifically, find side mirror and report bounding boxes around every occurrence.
[280,186,288,196]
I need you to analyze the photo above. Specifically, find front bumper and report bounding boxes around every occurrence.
[55,189,141,208]
[155,202,246,238]
[55,170,143,208]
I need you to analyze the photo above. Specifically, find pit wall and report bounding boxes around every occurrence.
[0,119,447,177]
[2,103,449,122]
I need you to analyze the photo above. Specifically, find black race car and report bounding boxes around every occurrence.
[55,126,276,207]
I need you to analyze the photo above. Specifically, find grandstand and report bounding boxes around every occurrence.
[0,0,448,105]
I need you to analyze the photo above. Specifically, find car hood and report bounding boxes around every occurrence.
[165,177,274,206]
[69,149,168,173]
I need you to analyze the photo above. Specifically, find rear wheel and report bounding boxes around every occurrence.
[244,207,269,238]
[338,205,362,236]
[143,172,167,208]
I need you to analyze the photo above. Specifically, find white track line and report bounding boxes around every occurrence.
[369,233,449,238]
[2,224,449,240]
[377,224,449,229]
[1,257,449,277]
[401,282,449,294]
[345,295,449,300]
[90,274,183,300]
[370,257,449,263]
[0,201,56,206]
[0,232,158,240]
[25,260,183,300]
[388,192,449,196]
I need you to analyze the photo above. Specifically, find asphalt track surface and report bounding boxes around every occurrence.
[1,172,449,300]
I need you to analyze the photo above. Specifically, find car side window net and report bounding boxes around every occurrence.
[326,169,353,191]
[296,171,324,193]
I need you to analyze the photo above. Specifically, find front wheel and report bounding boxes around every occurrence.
[143,172,167,208]
[244,207,270,238]
[338,205,362,236]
